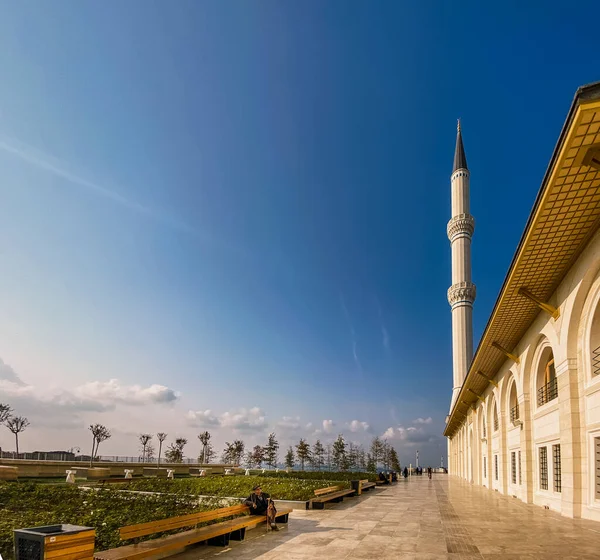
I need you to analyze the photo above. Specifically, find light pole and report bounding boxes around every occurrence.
[416,450,419,469]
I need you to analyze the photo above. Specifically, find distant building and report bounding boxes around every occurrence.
[445,81,600,521]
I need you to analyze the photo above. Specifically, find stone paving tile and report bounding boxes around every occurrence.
[170,475,600,559]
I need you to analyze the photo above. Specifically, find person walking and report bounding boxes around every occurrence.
[427,466,432,479]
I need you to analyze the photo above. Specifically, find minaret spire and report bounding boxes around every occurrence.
[453,119,468,173]
[447,122,476,412]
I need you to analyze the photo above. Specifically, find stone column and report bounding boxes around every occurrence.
[519,394,535,503]
[556,358,584,518]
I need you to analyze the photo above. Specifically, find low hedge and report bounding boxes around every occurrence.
[0,482,218,560]
[257,470,378,482]
[126,475,350,501]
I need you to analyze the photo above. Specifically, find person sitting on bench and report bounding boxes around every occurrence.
[244,484,279,531]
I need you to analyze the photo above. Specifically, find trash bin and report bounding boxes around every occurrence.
[350,480,361,496]
[14,524,95,560]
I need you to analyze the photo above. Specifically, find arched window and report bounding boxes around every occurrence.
[482,411,487,438]
[590,299,600,376]
[509,382,519,423]
[536,346,557,406]
[493,400,499,432]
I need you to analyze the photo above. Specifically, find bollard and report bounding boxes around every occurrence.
[65,470,76,484]
[167,469,174,480]
[245,469,250,476]
[224,468,232,475]
[124,469,133,479]
[199,469,206,477]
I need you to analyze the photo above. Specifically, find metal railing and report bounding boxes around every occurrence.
[510,403,520,422]
[592,345,600,376]
[537,377,558,406]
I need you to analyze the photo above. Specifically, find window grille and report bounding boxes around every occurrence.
[483,419,486,438]
[595,438,600,499]
[537,377,558,406]
[483,456,486,478]
[540,447,548,490]
[552,444,561,493]
[511,452,516,484]
[495,455,498,481]
[510,403,520,422]
[518,450,522,485]
[493,408,499,432]
[593,345,600,376]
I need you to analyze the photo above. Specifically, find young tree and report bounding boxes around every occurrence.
[311,440,325,471]
[89,424,111,467]
[198,431,213,464]
[366,453,376,473]
[222,442,235,464]
[0,403,12,424]
[332,434,348,471]
[357,446,367,470]
[389,446,401,472]
[145,441,156,462]
[244,450,254,468]
[251,445,265,468]
[347,442,359,471]
[284,446,295,469]
[139,434,152,462]
[295,438,311,470]
[370,436,384,470]
[325,444,332,471]
[6,416,29,456]
[165,437,187,463]
[381,440,391,470]
[157,432,167,467]
[264,432,279,468]
[232,440,245,466]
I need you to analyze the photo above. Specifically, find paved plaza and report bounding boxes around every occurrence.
[174,475,600,559]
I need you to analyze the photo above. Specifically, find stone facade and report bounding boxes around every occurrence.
[446,82,600,521]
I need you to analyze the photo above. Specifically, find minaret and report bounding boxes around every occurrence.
[447,120,476,411]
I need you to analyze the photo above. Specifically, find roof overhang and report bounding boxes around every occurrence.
[445,81,600,438]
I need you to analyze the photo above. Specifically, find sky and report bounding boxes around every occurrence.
[0,1,598,467]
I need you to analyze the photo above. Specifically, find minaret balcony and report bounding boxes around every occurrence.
[447,213,475,241]
[447,281,477,308]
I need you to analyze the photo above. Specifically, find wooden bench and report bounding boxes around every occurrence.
[309,485,356,510]
[94,503,292,560]
[359,479,376,492]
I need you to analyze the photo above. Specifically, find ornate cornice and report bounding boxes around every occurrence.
[447,213,475,241]
[447,281,477,308]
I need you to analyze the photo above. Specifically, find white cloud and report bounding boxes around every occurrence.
[0,358,26,386]
[322,419,335,433]
[220,407,267,433]
[74,379,179,405]
[348,420,370,433]
[305,422,313,430]
[412,417,433,425]
[277,416,302,431]
[186,409,220,427]
[382,427,395,439]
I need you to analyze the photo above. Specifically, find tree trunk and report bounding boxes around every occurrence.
[15,433,19,457]
[158,442,162,468]
[90,436,96,467]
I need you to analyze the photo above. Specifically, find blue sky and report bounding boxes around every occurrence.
[0,1,598,466]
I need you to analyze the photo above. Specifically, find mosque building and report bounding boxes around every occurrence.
[445,81,600,520]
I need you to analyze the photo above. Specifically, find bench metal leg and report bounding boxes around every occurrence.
[312,501,325,510]
[332,497,343,503]
[229,528,246,541]
[275,513,289,524]
[207,533,231,547]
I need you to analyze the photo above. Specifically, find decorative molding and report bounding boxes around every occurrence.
[447,281,477,307]
[447,213,475,241]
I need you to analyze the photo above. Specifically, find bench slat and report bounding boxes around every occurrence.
[119,505,249,540]
[314,485,343,496]
[311,489,355,503]
[97,508,292,560]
